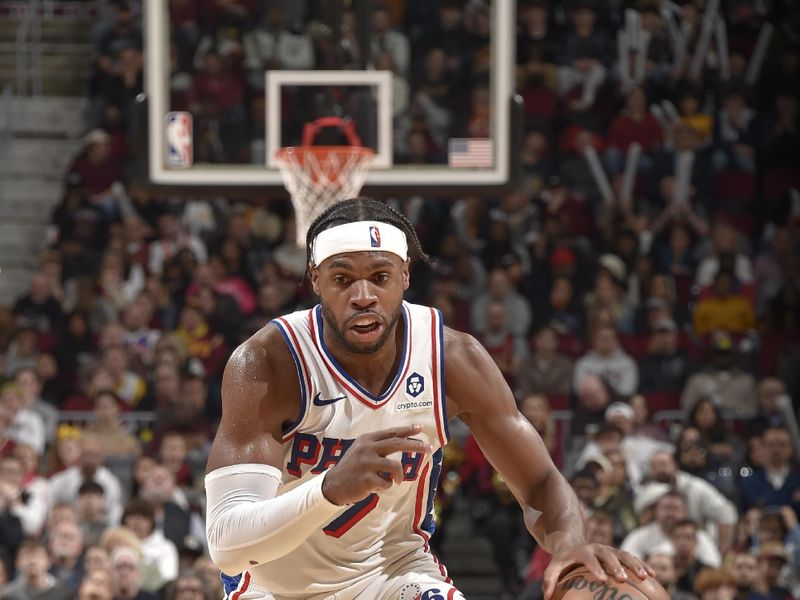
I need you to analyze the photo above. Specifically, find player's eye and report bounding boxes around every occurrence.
[332,275,350,285]
[374,273,390,283]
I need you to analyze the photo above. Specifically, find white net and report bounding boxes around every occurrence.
[275,146,375,246]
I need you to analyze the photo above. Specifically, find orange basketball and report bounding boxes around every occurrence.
[550,564,670,600]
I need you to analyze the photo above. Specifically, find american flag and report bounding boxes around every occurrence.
[448,138,494,168]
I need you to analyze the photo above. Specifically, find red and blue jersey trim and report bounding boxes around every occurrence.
[309,303,412,409]
[429,308,449,446]
[270,317,312,442]
[221,572,250,600]
[412,458,452,584]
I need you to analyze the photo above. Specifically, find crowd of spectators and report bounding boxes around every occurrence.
[1,0,800,600]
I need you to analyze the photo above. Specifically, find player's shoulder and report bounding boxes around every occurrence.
[442,326,490,369]
[224,318,297,383]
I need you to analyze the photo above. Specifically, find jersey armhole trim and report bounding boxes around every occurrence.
[270,318,311,441]
[431,308,450,445]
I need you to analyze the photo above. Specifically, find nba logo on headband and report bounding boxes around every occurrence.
[369,226,381,248]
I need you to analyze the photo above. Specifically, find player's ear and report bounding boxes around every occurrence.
[402,259,410,290]
[309,264,320,295]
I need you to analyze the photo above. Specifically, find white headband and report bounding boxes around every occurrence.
[311,221,408,266]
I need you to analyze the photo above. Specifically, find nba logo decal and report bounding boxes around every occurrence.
[406,372,424,397]
[369,226,381,247]
[165,111,193,168]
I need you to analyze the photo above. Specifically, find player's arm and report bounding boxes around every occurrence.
[204,326,343,574]
[205,325,429,575]
[444,329,653,599]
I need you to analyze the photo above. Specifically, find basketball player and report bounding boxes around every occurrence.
[205,199,653,600]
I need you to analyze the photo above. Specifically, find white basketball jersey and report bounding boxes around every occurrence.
[242,301,451,598]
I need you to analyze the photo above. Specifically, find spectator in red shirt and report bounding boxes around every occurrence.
[66,130,123,202]
[605,86,664,174]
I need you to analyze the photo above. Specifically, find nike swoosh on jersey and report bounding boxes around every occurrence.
[313,393,347,406]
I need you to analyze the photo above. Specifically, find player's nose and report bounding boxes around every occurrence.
[349,279,377,308]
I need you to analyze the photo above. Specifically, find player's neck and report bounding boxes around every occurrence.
[324,321,404,397]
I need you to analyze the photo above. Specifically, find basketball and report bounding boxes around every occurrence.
[550,564,670,600]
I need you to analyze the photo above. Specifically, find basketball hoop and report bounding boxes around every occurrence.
[275,117,375,246]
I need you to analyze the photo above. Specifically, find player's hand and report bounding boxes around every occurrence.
[321,424,431,506]
[542,543,655,600]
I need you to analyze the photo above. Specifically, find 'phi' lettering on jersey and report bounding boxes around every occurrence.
[249,302,451,597]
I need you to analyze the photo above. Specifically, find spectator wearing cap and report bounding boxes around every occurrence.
[607,402,673,487]
[681,330,757,417]
[638,317,692,394]
[470,269,532,339]
[622,491,721,567]
[516,325,574,398]
[648,451,738,554]
[693,270,755,336]
[693,568,737,600]
[2,540,70,600]
[740,427,800,518]
[122,499,179,592]
[67,130,123,199]
[573,324,638,397]
[48,433,124,526]
[109,546,155,600]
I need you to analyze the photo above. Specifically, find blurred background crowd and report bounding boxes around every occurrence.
[1,0,800,599]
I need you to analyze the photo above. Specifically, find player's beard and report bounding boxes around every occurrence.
[321,301,403,355]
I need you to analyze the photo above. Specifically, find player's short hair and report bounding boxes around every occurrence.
[304,198,430,274]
